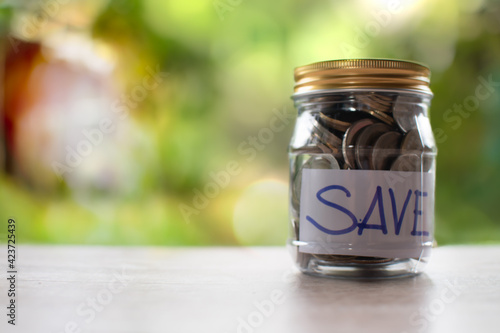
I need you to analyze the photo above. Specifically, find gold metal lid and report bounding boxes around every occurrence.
[293,59,432,96]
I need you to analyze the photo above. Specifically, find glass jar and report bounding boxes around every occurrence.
[288,59,436,278]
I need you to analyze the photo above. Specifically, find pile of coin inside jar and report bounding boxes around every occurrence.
[291,92,433,171]
[290,91,434,266]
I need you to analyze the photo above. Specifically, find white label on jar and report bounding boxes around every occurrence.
[299,169,435,259]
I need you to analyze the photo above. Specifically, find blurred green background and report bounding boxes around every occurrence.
[0,0,499,246]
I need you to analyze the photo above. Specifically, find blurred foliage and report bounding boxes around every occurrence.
[0,0,499,245]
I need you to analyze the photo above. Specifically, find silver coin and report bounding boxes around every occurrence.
[355,123,392,170]
[401,128,429,152]
[421,156,434,172]
[392,96,424,132]
[399,130,434,172]
[390,154,421,172]
[342,118,376,168]
[304,155,340,170]
[371,131,402,170]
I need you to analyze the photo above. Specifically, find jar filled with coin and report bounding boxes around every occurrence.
[288,59,436,278]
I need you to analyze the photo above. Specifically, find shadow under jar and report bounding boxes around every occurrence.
[288,59,437,279]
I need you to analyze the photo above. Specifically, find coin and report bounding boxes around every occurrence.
[401,128,429,152]
[398,129,435,172]
[313,133,340,157]
[356,93,394,113]
[319,113,351,132]
[390,154,421,172]
[289,146,323,154]
[313,138,338,156]
[342,118,376,168]
[371,131,402,170]
[360,108,396,126]
[310,254,394,265]
[304,155,340,170]
[355,122,392,170]
[392,96,424,132]
[371,93,395,106]
[317,141,333,154]
[349,256,394,264]
[312,118,342,151]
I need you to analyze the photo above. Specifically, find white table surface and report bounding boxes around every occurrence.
[1,245,499,333]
